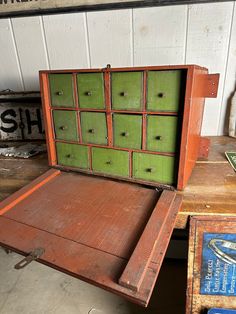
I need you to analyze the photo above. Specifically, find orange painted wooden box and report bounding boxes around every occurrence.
[0,65,219,307]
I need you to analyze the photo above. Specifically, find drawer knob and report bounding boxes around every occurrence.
[120,92,128,97]
[106,160,112,165]
[88,128,95,134]
[56,91,63,96]
[59,125,67,131]
[155,135,162,140]
[157,92,165,98]
[66,154,72,158]
[146,168,154,173]
[85,91,92,96]
[121,132,129,137]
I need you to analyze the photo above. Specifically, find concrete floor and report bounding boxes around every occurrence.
[0,248,186,314]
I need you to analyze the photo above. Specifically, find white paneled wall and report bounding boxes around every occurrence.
[0,2,236,135]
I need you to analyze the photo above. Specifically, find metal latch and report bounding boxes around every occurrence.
[14,247,45,270]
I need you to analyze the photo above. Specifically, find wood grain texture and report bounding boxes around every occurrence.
[186,2,234,136]
[133,5,187,65]
[42,13,89,69]
[11,16,49,90]
[0,170,181,307]
[87,9,132,67]
[176,136,236,228]
[0,169,60,216]
[119,190,177,291]
[0,150,49,201]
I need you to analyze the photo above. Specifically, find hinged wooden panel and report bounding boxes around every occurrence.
[0,169,182,307]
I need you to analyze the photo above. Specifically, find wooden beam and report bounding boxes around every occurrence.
[119,190,180,292]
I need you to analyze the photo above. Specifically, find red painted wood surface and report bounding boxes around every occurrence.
[0,169,60,216]
[40,65,219,190]
[119,190,176,291]
[0,169,181,307]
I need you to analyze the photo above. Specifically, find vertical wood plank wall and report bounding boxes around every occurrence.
[0,2,235,135]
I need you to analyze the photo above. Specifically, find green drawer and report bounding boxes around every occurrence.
[77,73,105,109]
[146,116,178,153]
[147,70,182,112]
[111,72,143,110]
[56,142,89,169]
[53,110,78,141]
[49,74,75,108]
[132,152,176,185]
[113,114,142,149]
[81,112,107,145]
[92,147,129,177]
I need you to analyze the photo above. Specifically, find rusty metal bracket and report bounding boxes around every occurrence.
[198,136,210,159]
[196,73,220,98]
[203,73,220,98]
[14,247,45,270]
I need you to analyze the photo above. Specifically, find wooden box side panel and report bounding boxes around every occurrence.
[178,67,208,190]
[39,72,57,166]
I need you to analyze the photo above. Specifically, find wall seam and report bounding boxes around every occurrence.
[9,18,25,91]
[84,12,91,68]
[130,9,134,66]
[184,5,190,64]
[217,1,235,135]
[40,16,51,70]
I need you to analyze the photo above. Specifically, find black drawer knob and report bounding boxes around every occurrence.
[120,92,128,97]
[157,92,165,98]
[88,128,95,134]
[155,135,162,140]
[56,91,63,96]
[121,132,129,137]
[146,168,154,173]
[66,154,72,158]
[106,160,112,165]
[85,91,92,96]
[59,125,67,131]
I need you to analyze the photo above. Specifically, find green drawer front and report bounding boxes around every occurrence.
[92,147,129,177]
[133,152,176,185]
[81,112,107,145]
[147,70,182,112]
[56,142,89,169]
[77,73,105,109]
[53,110,78,141]
[113,114,142,149]
[49,74,75,108]
[146,116,178,153]
[112,72,143,110]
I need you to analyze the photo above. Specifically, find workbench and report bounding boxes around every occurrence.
[1,136,235,229]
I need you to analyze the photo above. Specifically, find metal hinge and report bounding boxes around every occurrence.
[14,247,45,270]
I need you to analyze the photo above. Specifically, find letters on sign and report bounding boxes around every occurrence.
[0,104,45,140]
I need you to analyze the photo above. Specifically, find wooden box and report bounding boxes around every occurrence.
[40,65,219,190]
[0,65,219,307]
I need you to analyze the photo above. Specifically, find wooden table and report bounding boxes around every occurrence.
[1,136,236,230]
